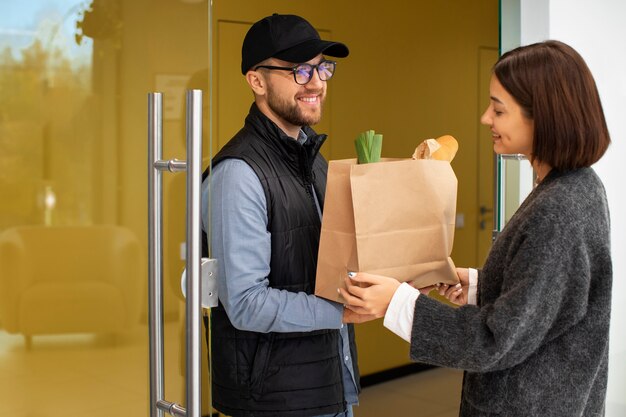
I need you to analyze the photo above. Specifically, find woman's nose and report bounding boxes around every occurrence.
[480,108,491,125]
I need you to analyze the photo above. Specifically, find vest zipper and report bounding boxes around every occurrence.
[300,148,322,220]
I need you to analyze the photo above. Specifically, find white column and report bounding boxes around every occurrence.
[519,1,626,415]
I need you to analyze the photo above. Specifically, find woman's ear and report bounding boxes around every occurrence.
[246,70,266,96]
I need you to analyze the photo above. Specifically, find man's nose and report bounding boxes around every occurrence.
[306,68,324,88]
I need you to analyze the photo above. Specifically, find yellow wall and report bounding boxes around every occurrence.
[0,6,498,415]
[0,1,497,415]
[204,0,499,374]
[107,1,497,325]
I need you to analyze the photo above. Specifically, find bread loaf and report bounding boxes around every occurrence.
[412,135,458,162]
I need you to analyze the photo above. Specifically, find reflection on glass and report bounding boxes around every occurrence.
[497,153,534,229]
[0,1,95,228]
[0,1,205,415]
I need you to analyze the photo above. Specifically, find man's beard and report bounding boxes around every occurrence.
[266,87,325,127]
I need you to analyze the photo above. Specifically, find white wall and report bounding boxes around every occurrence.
[520,1,626,415]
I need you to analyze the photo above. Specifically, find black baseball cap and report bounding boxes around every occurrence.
[241,13,349,75]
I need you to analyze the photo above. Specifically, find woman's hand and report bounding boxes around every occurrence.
[338,272,401,318]
[436,267,470,306]
[407,283,438,295]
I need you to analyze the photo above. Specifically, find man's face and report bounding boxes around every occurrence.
[262,54,327,130]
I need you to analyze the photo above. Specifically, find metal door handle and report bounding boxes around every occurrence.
[148,90,209,417]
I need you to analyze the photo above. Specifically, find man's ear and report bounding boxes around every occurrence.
[246,70,266,96]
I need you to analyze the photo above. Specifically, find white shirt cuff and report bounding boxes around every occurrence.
[468,268,478,305]
[383,282,419,343]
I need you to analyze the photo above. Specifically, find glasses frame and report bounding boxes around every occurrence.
[253,59,337,85]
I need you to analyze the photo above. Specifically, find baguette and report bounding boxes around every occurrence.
[412,135,458,162]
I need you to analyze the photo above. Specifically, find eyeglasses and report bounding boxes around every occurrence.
[253,60,337,85]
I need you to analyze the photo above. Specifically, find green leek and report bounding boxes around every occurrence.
[355,129,383,164]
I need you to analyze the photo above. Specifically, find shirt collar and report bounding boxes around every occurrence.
[297,129,308,145]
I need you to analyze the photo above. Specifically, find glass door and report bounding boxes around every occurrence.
[0,2,504,416]
[0,1,211,415]
[495,0,535,231]
[495,154,534,231]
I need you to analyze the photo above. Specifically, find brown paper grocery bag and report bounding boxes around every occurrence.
[315,158,459,302]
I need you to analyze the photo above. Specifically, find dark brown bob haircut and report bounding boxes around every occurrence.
[494,40,610,170]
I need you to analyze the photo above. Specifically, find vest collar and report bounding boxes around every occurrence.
[244,103,327,169]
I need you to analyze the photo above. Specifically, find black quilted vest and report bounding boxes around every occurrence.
[202,104,360,417]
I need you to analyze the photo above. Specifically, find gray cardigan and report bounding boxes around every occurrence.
[410,167,612,416]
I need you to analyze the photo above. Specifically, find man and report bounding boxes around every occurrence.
[201,13,364,417]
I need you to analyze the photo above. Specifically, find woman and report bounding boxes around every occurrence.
[340,40,612,416]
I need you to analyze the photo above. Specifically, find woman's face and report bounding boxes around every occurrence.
[481,75,534,158]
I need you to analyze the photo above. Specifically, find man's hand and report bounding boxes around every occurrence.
[342,307,378,324]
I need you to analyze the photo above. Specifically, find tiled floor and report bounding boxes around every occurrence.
[355,368,463,417]
[0,321,462,417]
